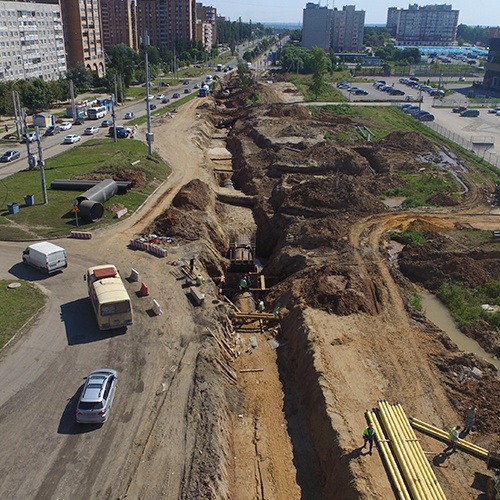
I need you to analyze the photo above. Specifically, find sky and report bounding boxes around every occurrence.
[208,0,499,27]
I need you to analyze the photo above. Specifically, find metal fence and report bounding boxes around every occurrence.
[422,121,500,169]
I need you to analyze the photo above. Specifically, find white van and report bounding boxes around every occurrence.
[22,241,68,274]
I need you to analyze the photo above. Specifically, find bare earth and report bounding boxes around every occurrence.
[0,78,499,500]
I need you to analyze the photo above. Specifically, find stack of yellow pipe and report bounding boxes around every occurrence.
[409,417,489,460]
[369,401,447,500]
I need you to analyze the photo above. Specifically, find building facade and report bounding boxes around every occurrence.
[0,0,66,82]
[331,5,365,52]
[484,28,500,91]
[100,0,138,52]
[302,2,333,51]
[196,3,216,50]
[61,0,106,76]
[137,0,196,51]
[387,4,459,47]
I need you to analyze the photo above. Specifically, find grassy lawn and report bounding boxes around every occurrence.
[0,139,170,240]
[287,74,348,102]
[0,280,47,350]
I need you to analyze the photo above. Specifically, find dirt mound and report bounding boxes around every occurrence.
[263,104,310,119]
[172,179,213,211]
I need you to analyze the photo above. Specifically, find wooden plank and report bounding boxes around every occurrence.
[240,368,264,373]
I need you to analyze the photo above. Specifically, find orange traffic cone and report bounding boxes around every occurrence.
[140,282,149,296]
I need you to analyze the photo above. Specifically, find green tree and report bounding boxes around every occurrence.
[237,59,253,90]
[66,62,93,92]
[309,47,328,101]
[19,78,54,112]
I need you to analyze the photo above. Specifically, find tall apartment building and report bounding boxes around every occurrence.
[61,0,106,76]
[0,0,66,82]
[196,3,216,50]
[137,0,196,51]
[331,5,365,52]
[386,4,459,46]
[484,28,500,91]
[302,2,333,51]
[100,0,138,52]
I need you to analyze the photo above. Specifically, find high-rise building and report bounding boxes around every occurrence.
[137,0,196,51]
[302,2,333,51]
[386,4,459,46]
[61,0,106,76]
[196,3,216,50]
[484,28,500,91]
[331,5,365,52]
[0,0,66,82]
[100,0,138,52]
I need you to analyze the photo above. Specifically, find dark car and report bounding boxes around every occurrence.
[354,89,368,95]
[0,150,21,162]
[161,97,170,104]
[160,82,170,87]
[418,113,435,121]
[101,119,113,127]
[108,126,130,138]
[172,93,180,99]
[45,125,61,135]
[452,106,467,113]
[183,80,190,85]
[149,103,157,110]
[184,88,191,94]
[73,117,85,125]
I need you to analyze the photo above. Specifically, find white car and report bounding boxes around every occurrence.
[124,112,134,119]
[144,95,154,101]
[488,107,500,114]
[59,122,73,131]
[64,134,80,144]
[84,126,99,135]
[156,94,165,100]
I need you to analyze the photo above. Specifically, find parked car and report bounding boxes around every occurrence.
[76,368,119,424]
[452,106,467,113]
[124,112,134,119]
[487,107,500,114]
[389,88,405,95]
[108,126,130,138]
[354,89,368,95]
[398,103,414,110]
[403,106,420,114]
[64,134,80,144]
[45,125,61,136]
[84,126,99,135]
[0,150,21,162]
[59,121,73,130]
[22,241,67,274]
[460,109,480,117]
[101,119,113,127]
[172,93,180,98]
[418,113,435,121]
[405,95,415,101]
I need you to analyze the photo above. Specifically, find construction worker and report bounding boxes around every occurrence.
[239,277,248,291]
[189,257,195,273]
[464,407,477,435]
[362,423,376,455]
[195,274,204,287]
[444,425,461,453]
[258,299,265,313]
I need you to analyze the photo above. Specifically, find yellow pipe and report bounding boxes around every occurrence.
[379,401,428,499]
[366,411,412,500]
[384,402,435,500]
[394,404,446,500]
[410,417,488,459]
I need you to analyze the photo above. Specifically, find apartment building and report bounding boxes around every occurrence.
[331,5,365,52]
[484,27,500,91]
[100,0,138,52]
[137,0,196,51]
[0,0,66,82]
[61,0,106,76]
[302,2,333,51]
[387,4,459,46]
[196,2,216,50]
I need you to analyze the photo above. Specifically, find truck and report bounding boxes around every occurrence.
[22,241,67,274]
[198,86,210,97]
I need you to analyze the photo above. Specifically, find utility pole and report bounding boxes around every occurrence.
[112,75,118,142]
[12,90,21,140]
[144,34,154,155]
[20,107,34,168]
[35,126,48,204]
[70,80,77,122]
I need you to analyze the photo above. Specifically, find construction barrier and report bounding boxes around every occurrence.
[71,230,93,240]
[148,243,168,258]
[152,299,163,315]
[130,239,149,251]
[130,268,140,282]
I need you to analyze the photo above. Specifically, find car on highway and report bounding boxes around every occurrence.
[183,80,190,85]
[161,97,170,104]
[45,125,61,136]
[59,121,73,130]
[76,368,118,424]
[124,112,134,119]
[452,106,467,113]
[108,126,131,138]
[460,109,480,117]
[193,83,200,89]
[22,131,39,143]
[156,94,165,100]
[73,117,85,125]
[64,134,80,144]
[172,93,180,98]
[101,119,113,127]
[0,150,21,162]
[184,88,191,94]
[84,126,99,135]
[144,95,154,102]
[149,103,157,110]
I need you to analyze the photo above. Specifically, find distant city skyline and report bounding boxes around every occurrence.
[210,0,499,27]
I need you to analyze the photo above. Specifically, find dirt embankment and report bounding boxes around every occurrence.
[144,79,500,499]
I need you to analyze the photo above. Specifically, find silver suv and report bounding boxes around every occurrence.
[76,368,118,424]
